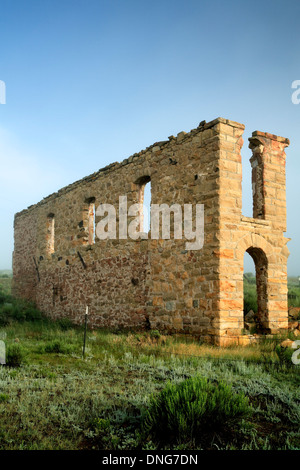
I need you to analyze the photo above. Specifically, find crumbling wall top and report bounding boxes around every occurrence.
[14,117,245,219]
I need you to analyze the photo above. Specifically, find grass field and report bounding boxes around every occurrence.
[0,285,299,450]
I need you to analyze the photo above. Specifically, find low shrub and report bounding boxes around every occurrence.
[6,343,25,367]
[149,330,161,340]
[42,340,75,355]
[0,290,8,305]
[275,344,294,365]
[0,311,10,326]
[56,317,75,331]
[142,375,252,445]
[0,296,44,325]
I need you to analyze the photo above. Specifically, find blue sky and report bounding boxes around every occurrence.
[0,0,299,274]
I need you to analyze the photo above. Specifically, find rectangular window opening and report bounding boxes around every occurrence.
[82,197,96,245]
[46,213,55,255]
[88,200,96,245]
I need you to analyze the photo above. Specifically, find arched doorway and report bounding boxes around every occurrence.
[244,247,269,333]
[243,252,257,332]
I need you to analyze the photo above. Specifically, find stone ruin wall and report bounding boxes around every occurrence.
[12,117,290,346]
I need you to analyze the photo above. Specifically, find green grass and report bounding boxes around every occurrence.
[0,282,299,450]
[0,313,299,449]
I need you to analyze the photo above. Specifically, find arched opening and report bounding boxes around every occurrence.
[136,176,151,233]
[143,180,151,232]
[83,197,96,245]
[243,252,257,333]
[243,247,269,333]
[241,131,253,218]
[46,213,55,255]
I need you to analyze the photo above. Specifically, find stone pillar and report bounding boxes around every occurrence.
[249,131,289,231]
[214,119,245,345]
[248,131,290,333]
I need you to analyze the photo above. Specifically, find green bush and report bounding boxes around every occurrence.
[56,317,75,331]
[149,330,161,340]
[23,306,43,321]
[0,308,10,326]
[6,343,25,367]
[275,345,294,365]
[43,340,75,355]
[0,296,44,324]
[0,290,8,305]
[142,376,252,445]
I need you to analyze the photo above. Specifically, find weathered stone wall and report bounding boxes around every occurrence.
[215,124,290,345]
[12,117,290,345]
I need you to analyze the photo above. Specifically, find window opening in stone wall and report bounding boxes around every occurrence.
[46,213,55,255]
[137,176,151,233]
[249,140,265,219]
[243,248,268,334]
[81,197,96,245]
[87,197,96,245]
[241,131,253,218]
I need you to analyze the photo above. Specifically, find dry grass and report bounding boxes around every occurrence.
[107,331,282,365]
